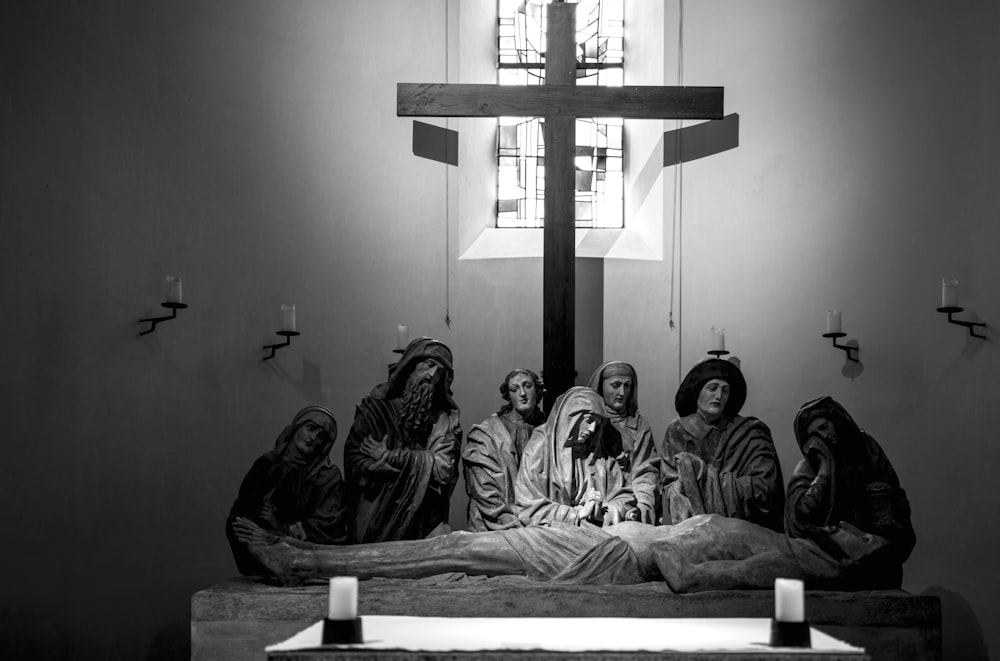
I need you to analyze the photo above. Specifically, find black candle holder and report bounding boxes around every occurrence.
[322,617,364,645]
[937,307,987,339]
[707,349,730,357]
[139,302,187,336]
[263,331,300,360]
[822,332,859,363]
[769,619,811,648]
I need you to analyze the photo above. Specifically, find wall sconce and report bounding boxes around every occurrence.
[263,304,299,360]
[139,276,187,335]
[937,279,986,339]
[822,310,859,362]
[707,326,729,357]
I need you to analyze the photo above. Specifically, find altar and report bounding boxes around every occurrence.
[264,615,868,660]
[191,577,941,661]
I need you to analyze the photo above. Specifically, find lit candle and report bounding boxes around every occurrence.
[774,578,805,622]
[826,310,842,334]
[327,576,358,620]
[281,304,297,333]
[710,326,726,352]
[396,324,409,351]
[941,279,958,308]
[165,276,183,304]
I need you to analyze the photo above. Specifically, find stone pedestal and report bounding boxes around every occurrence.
[191,577,941,661]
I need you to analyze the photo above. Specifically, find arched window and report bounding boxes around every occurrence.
[496,0,624,229]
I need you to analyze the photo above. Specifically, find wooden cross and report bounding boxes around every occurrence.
[398,3,723,410]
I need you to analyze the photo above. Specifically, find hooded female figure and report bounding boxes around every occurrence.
[786,396,915,588]
[226,406,345,575]
[660,359,784,531]
[515,386,637,526]
[587,361,660,524]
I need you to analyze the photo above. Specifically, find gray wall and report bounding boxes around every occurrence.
[1,1,996,659]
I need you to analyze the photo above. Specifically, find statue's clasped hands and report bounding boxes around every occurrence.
[359,433,401,475]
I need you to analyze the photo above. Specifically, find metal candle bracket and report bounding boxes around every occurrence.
[263,331,300,360]
[707,349,730,357]
[139,302,187,335]
[822,332,859,363]
[937,307,987,339]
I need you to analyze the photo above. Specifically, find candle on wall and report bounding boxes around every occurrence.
[941,279,959,308]
[281,304,297,333]
[396,324,409,351]
[165,276,183,304]
[710,326,726,353]
[774,578,805,623]
[327,576,358,620]
[826,310,842,334]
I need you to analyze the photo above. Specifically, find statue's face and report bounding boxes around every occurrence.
[806,416,838,446]
[696,378,730,422]
[407,358,445,391]
[575,412,600,444]
[601,373,633,414]
[506,372,538,416]
[287,420,326,461]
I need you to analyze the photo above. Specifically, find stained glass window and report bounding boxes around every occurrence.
[497,0,624,229]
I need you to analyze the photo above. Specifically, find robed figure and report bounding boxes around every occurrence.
[660,359,785,531]
[587,361,660,524]
[516,386,637,526]
[463,369,546,531]
[344,337,462,543]
[786,396,916,588]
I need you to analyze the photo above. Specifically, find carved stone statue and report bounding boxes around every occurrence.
[344,337,461,543]
[587,361,660,525]
[463,369,546,531]
[786,396,916,588]
[233,513,892,592]
[660,359,785,531]
[515,386,638,527]
[225,406,345,576]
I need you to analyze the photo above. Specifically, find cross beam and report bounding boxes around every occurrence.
[398,3,724,410]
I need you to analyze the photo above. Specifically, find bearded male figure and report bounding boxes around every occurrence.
[344,337,461,543]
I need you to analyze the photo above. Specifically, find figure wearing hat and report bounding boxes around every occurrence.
[660,359,784,532]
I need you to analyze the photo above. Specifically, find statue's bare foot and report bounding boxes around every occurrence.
[250,539,316,586]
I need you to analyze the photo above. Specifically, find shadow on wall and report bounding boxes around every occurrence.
[921,586,988,661]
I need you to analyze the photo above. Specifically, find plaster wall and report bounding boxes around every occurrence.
[1,1,997,660]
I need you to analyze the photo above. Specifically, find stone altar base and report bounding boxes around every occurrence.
[191,577,941,661]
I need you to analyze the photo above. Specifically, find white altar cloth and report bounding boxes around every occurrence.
[266,615,864,655]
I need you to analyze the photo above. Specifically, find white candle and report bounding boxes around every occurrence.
[941,279,958,308]
[327,576,358,620]
[774,578,805,622]
[396,324,409,351]
[165,276,183,304]
[826,310,842,334]
[710,326,726,352]
[281,304,297,333]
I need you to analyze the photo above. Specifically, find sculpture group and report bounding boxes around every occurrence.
[229,337,915,592]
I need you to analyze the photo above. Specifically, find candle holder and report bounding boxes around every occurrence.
[138,302,187,336]
[822,332,859,362]
[263,331,300,360]
[707,349,730,357]
[322,617,364,645]
[769,619,811,648]
[937,307,987,339]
